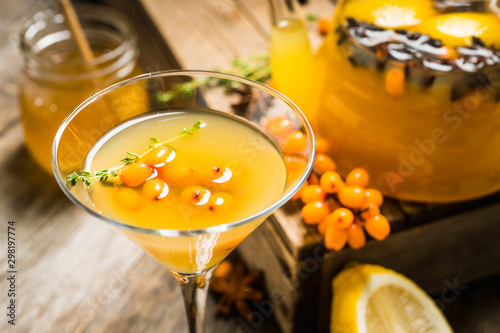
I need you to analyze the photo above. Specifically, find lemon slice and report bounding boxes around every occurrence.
[337,0,437,29]
[416,12,500,47]
[331,264,453,333]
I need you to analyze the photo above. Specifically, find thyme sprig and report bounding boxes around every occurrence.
[121,152,140,165]
[67,120,205,187]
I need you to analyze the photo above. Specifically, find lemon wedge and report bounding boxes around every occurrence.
[337,0,437,29]
[416,12,500,47]
[331,264,453,333]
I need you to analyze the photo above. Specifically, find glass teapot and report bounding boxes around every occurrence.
[269,0,500,203]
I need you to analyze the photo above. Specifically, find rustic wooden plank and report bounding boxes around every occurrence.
[399,191,500,227]
[139,0,269,70]
[99,0,181,71]
[443,274,500,332]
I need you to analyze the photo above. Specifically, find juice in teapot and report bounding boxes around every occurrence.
[274,0,500,203]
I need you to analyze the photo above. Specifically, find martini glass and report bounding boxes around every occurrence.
[52,70,315,332]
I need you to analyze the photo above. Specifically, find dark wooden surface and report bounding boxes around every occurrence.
[0,0,499,332]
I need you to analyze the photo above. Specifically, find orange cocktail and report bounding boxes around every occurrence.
[83,110,287,273]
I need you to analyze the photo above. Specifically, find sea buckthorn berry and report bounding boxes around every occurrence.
[265,116,294,138]
[320,171,344,194]
[114,188,140,211]
[308,172,320,185]
[283,130,307,154]
[314,153,336,174]
[207,193,234,212]
[315,137,331,154]
[325,208,354,229]
[201,166,232,184]
[317,220,329,235]
[385,69,405,97]
[324,226,348,251]
[142,179,169,200]
[346,167,370,187]
[365,188,384,207]
[365,215,391,240]
[440,46,458,59]
[360,202,381,221]
[120,163,153,187]
[159,162,194,185]
[291,180,309,201]
[141,147,175,167]
[338,186,366,209]
[213,260,233,280]
[318,17,333,36]
[284,154,307,175]
[180,186,211,207]
[300,185,326,204]
[347,222,366,249]
[301,200,329,224]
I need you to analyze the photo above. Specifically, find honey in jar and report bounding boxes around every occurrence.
[19,4,144,174]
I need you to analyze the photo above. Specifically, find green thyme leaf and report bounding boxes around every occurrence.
[181,120,204,135]
[67,172,79,187]
[120,157,135,165]
[306,13,319,22]
[163,144,176,151]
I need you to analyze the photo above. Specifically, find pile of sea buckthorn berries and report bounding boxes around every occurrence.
[264,116,390,252]
[285,136,389,252]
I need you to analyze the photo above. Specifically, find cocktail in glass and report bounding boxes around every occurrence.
[52,70,315,332]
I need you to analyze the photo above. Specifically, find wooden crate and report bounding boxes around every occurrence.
[238,193,500,332]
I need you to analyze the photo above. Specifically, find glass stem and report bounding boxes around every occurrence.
[172,266,216,333]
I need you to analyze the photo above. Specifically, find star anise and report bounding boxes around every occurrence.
[210,260,264,321]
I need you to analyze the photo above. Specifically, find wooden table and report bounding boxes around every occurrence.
[0,0,499,332]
